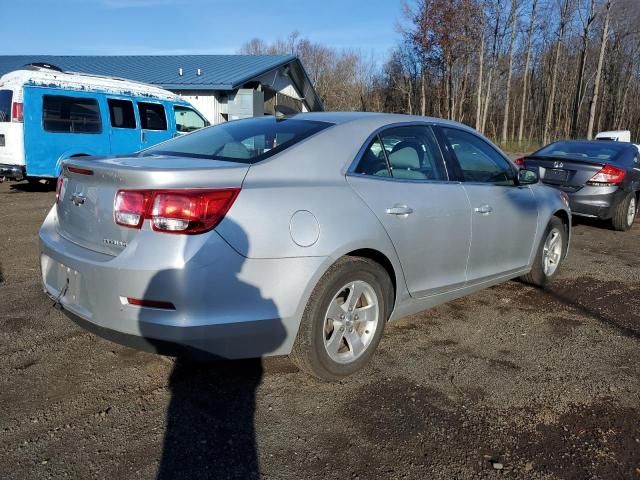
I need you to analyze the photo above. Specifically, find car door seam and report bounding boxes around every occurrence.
[460,184,473,285]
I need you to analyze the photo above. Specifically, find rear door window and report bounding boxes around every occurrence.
[43,95,101,134]
[355,125,447,180]
[0,90,12,122]
[138,102,167,131]
[108,99,136,129]
[174,105,206,133]
[142,116,332,164]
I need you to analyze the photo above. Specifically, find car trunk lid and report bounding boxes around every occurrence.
[524,156,608,191]
[56,155,249,256]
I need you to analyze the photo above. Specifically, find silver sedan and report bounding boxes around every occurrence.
[39,113,571,380]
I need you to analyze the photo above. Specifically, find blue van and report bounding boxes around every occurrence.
[0,65,208,181]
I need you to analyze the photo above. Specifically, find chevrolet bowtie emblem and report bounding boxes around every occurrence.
[70,192,86,206]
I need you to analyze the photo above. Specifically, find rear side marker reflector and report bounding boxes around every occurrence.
[114,188,240,234]
[68,166,94,175]
[126,298,176,310]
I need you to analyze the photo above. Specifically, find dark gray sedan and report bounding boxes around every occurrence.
[519,140,640,230]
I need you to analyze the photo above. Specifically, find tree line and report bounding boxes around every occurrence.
[240,0,640,148]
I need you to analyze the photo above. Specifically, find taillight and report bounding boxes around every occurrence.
[587,164,626,185]
[514,157,525,168]
[151,189,240,234]
[114,189,240,234]
[11,102,23,123]
[114,190,149,229]
[55,176,64,203]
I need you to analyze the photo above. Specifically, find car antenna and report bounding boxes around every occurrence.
[274,104,298,119]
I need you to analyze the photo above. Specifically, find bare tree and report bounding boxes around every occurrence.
[517,0,538,145]
[501,0,519,143]
[475,21,486,130]
[543,0,572,145]
[587,0,614,139]
[481,0,505,134]
[241,0,640,148]
[570,0,597,136]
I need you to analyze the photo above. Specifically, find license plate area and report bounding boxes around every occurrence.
[543,168,568,183]
[41,255,82,307]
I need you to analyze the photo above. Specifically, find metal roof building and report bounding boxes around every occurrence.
[0,55,323,123]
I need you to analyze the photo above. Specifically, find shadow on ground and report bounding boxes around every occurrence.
[137,219,286,479]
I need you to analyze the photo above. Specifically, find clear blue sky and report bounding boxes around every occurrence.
[5,0,403,61]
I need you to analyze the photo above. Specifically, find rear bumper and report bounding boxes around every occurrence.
[563,186,625,219]
[39,207,329,359]
[0,163,25,180]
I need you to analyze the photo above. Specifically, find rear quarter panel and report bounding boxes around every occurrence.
[531,183,572,259]
[216,120,409,303]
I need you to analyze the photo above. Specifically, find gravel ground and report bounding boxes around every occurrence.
[0,180,638,480]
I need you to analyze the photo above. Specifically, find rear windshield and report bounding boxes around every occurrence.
[534,141,627,162]
[142,117,333,164]
[0,90,12,122]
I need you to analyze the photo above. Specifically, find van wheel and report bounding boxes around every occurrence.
[290,257,393,381]
[611,193,637,231]
[520,217,567,287]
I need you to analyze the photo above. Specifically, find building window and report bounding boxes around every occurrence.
[138,102,167,130]
[43,95,101,134]
[108,99,136,129]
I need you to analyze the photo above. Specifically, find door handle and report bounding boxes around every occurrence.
[386,205,414,216]
[474,204,493,215]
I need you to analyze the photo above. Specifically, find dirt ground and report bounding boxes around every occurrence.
[0,180,639,480]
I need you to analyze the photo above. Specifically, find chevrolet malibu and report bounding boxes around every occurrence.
[39,113,571,380]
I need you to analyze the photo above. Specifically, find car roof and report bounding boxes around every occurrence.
[289,111,476,131]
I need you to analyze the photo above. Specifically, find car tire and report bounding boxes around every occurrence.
[290,256,393,381]
[611,192,637,231]
[520,216,567,287]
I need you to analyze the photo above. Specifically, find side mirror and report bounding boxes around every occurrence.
[518,168,539,185]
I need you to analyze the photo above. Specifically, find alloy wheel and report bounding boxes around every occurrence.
[323,280,380,364]
[542,227,563,277]
[627,197,636,227]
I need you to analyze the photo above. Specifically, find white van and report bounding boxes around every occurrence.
[0,64,208,181]
[595,130,640,153]
[595,130,632,142]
